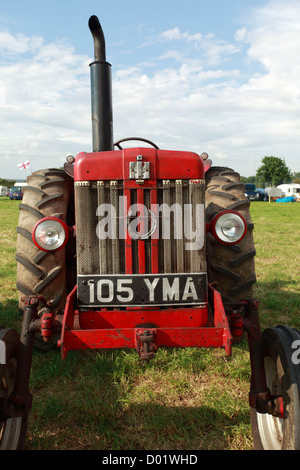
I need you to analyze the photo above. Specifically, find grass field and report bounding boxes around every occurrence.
[0,197,299,450]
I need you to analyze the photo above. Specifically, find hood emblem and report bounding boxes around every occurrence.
[129,155,150,183]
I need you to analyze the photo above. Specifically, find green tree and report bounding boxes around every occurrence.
[240,176,256,183]
[256,156,292,186]
[0,178,15,187]
[292,172,300,184]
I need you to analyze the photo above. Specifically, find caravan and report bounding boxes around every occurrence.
[277,184,300,200]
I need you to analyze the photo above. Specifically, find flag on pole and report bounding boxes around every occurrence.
[18,160,30,171]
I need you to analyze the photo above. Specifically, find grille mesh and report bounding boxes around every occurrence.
[75,180,206,276]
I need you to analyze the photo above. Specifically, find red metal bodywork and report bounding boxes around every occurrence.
[57,148,233,360]
[58,283,232,360]
[74,148,205,182]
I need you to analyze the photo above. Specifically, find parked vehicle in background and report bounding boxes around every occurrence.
[245,183,258,201]
[8,182,27,200]
[9,186,24,200]
[277,183,300,201]
[0,185,8,196]
[256,188,268,201]
[265,187,282,200]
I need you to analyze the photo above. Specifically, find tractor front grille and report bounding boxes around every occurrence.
[75,179,206,276]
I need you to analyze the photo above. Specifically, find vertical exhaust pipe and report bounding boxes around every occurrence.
[89,15,113,152]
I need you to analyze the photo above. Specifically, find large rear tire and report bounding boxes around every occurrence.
[16,168,75,350]
[205,166,256,302]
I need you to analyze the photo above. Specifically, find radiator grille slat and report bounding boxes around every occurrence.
[97,181,107,274]
[162,180,172,273]
[189,179,205,273]
[110,181,120,274]
[175,180,184,273]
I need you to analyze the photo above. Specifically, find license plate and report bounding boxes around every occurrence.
[78,273,207,307]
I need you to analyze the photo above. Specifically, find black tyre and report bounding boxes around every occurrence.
[0,328,28,450]
[205,166,256,302]
[250,326,300,450]
[16,168,75,349]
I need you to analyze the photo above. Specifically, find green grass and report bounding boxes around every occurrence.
[0,197,299,450]
[250,202,300,329]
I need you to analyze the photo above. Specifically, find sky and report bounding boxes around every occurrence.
[1,0,300,180]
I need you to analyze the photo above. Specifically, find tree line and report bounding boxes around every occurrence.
[0,178,26,188]
[0,178,16,188]
[240,156,299,187]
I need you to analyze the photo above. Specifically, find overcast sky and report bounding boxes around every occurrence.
[1,0,300,180]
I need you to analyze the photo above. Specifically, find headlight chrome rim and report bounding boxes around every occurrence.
[211,210,247,245]
[32,217,69,252]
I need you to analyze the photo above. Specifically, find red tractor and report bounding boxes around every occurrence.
[1,16,299,450]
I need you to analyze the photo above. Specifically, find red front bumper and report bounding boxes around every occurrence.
[58,284,232,360]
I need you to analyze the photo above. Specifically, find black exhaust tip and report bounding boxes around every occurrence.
[89,15,106,62]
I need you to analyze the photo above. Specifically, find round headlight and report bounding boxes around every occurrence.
[32,217,69,252]
[211,211,247,245]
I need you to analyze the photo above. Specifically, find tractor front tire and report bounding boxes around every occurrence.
[0,328,28,450]
[205,166,256,302]
[250,326,300,450]
[16,169,74,350]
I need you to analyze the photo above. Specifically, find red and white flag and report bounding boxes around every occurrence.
[18,160,30,170]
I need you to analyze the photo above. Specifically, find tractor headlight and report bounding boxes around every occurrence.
[211,211,247,245]
[32,217,69,252]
